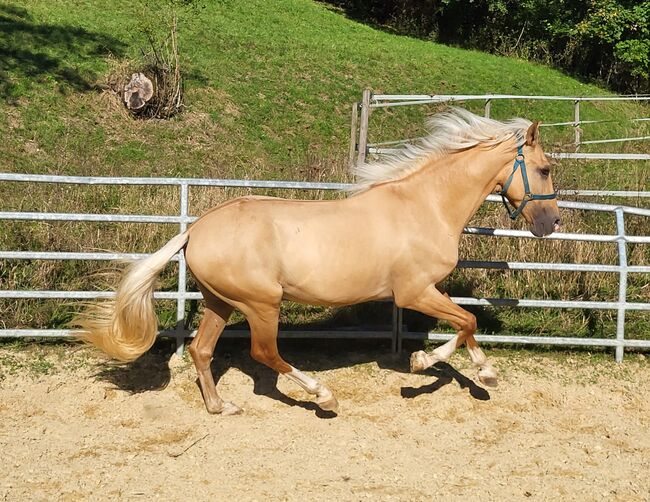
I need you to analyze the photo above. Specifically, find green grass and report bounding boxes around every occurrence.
[3,0,647,177]
[0,0,648,348]
[0,339,73,380]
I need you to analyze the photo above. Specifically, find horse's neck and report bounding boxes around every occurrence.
[399,144,511,236]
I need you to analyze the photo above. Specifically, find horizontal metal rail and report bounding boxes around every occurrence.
[559,190,650,198]
[2,216,648,242]
[5,250,650,274]
[1,177,649,218]
[0,290,202,300]
[371,93,650,104]
[370,118,650,130]
[0,172,349,190]
[0,328,398,340]
[581,135,650,145]
[3,211,187,224]
[368,147,650,161]
[549,153,650,160]
[413,332,650,349]
[542,118,650,127]
[462,226,650,243]
[0,251,164,261]
[457,260,650,274]
[1,173,648,201]
[2,289,648,311]
[485,194,650,217]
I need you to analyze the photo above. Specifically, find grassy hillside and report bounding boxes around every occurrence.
[2,0,647,178]
[1,0,648,343]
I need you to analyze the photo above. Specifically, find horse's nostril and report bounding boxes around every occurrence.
[553,218,562,231]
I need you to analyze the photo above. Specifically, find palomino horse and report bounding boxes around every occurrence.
[76,108,561,415]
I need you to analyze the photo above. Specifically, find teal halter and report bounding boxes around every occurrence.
[499,145,556,220]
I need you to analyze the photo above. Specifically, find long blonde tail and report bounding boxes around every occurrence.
[74,231,190,362]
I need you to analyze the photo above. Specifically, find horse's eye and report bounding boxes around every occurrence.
[539,168,550,177]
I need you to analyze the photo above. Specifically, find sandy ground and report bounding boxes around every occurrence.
[1,340,649,501]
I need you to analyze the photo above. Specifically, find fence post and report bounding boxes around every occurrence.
[574,99,581,149]
[349,102,359,168]
[175,182,189,356]
[357,89,372,166]
[484,98,491,118]
[615,208,628,362]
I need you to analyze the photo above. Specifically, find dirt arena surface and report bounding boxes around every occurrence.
[1,340,649,501]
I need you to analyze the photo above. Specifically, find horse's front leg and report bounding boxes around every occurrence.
[400,285,498,387]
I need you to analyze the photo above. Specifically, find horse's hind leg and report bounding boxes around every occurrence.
[246,304,339,413]
[403,286,498,387]
[188,297,241,415]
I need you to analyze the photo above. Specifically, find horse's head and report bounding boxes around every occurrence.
[498,121,561,237]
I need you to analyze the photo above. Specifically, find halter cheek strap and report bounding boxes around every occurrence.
[499,145,556,220]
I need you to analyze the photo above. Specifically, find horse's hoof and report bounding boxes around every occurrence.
[410,350,429,373]
[206,400,242,415]
[221,401,243,416]
[206,401,223,414]
[317,395,339,413]
[478,367,498,388]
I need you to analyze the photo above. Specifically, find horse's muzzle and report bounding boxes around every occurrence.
[530,208,562,237]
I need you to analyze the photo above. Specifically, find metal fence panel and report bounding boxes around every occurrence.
[1,170,649,361]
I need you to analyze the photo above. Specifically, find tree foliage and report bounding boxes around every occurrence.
[326,0,650,93]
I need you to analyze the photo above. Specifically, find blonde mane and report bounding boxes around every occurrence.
[351,107,532,191]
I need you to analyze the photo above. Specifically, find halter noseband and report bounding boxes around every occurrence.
[499,145,556,220]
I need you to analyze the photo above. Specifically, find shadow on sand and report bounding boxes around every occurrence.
[94,337,491,417]
[94,339,175,394]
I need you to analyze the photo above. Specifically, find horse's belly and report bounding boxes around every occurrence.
[277,236,393,306]
[281,276,391,306]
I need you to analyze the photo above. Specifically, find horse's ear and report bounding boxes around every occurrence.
[526,121,541,146]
